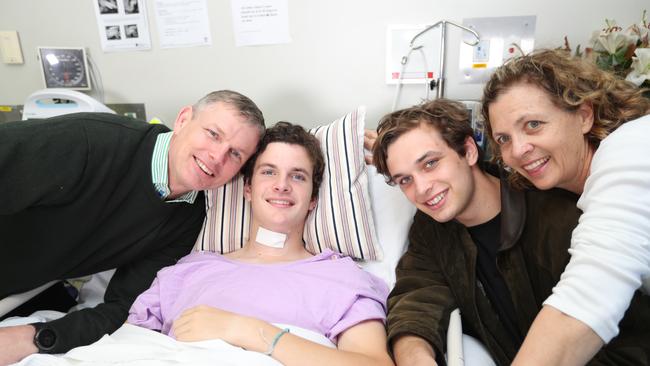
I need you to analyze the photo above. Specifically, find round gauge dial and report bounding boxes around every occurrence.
[38,47,91,90]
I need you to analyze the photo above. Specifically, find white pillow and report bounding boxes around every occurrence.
[361,165,416,288]
[194,106,383,260]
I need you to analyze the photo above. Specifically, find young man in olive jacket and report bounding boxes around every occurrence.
[367,99,650,366]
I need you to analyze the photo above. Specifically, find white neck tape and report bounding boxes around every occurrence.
[255,226,287,248]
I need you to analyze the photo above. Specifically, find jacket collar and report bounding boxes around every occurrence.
[497,169,526,251]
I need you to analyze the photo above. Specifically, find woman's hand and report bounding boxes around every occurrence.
[364,129,378,165]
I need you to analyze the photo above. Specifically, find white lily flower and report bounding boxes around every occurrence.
[629,23,649,40]
[628,10,649,41]
[590,25,639,54]
[626,48,650,86]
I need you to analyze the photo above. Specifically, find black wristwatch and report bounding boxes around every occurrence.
[32,322,57,352]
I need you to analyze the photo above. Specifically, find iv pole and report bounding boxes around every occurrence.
[409,20,480,99]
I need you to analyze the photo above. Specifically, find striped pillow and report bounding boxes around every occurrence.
[193,106,382,260]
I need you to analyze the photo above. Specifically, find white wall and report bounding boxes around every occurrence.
[0,0,646,128]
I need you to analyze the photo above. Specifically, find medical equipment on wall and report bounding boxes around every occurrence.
[390,43,432,111]
[459,100,485,148]
[459,16,536,84]
[35,45,108,105]
[22,89,115,120]
[411,20,480,99]
[37,47,91,90]
[388,21,480,111]
[386,25,435,86]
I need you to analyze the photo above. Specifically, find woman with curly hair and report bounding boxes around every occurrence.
[482,49,650,365]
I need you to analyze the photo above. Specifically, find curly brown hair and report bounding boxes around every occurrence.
[482,49,650,189]
[373,98,481,184]
[242,122,324,199]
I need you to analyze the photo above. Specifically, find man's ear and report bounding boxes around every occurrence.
[308,196,318,211]
[577,102,595,135]
[173,106,193,134]
[464,136,479,166]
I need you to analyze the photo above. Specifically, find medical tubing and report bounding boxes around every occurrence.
[392,46,432,111]
[87,52,105,103]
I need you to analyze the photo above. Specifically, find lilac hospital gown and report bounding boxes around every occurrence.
[127,249,388,342]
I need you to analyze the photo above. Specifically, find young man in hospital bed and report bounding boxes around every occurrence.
[10,122,394,366]
[366,99,650,365]
[0,90,264,364]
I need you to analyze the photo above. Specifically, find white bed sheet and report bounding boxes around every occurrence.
[11,323,333,366]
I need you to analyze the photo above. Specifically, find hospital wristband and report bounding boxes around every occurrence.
[264,328,290,356]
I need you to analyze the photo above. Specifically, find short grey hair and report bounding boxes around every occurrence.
[193,90,265,136]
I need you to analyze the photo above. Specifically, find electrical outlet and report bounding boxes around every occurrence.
[0,31,24,64]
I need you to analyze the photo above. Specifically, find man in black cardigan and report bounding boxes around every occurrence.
[0,90,264,364]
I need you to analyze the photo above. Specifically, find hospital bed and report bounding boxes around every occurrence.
[0,111,493,365]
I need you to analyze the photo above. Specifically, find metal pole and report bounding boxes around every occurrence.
[408,19,479,100]
[437,21,447,99]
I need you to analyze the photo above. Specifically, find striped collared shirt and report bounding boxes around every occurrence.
[151,131,198,203]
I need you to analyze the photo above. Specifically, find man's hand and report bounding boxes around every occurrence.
[0,325,38,365]
[392,335,438,366]
[364,129,378,165]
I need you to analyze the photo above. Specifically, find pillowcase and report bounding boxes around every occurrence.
[193,106,383,260]
[361,165,417,288]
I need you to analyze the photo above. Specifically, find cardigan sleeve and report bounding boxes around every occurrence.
[42,204,203,353]
[544,116,650,342]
